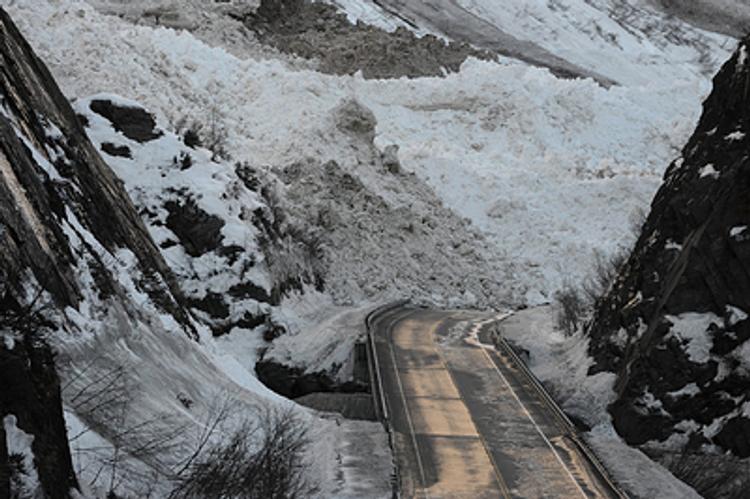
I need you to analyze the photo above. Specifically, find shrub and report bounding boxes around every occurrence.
[555,282,587,336]
[169,408,311,499]
[582,249,628,306]
[555,248,628,336]
[175,110,230,162]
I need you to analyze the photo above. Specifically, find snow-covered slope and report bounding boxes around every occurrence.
[3,0,746,495]
[332,0,736,85]
[0,6,392,497]
[6,0,738,305]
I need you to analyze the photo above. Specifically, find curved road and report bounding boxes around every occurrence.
[369,306,625,498]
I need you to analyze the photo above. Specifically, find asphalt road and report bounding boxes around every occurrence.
[369,306,624,498]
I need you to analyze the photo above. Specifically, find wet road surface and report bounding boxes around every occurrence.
[369,306,625,498]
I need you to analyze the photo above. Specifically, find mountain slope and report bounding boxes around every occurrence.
[0,7,391,497]
[587,36,750,495]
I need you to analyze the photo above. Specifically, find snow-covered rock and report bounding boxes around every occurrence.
[587,34,750,494]
[0,7,391,497]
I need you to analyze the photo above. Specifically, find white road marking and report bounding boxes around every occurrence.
[472,321,589,498]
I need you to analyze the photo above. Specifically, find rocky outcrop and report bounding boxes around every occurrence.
[587,37,750,460]
[0,7,196,497]
[0,10,192,332]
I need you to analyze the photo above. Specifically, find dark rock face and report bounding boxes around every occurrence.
[0,9,192,330]
[164,198,225,257]
[587,37,750,458]
[89,99,163,143]
[0,8,197,496]
[0,309,79,499]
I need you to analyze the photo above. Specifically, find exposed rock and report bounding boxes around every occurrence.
[0,7,197,496]
[335,99,376,143]
[586,35,750,468]
[100,141,131,158]
[0,294,78,499]
[164,198,225,257]
[255,360,368,399]
[382,144,401,174]
[89,98,163,143]
[244,0,495,79]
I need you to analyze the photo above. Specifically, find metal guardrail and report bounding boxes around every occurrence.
[366,306,627,498]
[364,300,410,499]
[495,334,629,499]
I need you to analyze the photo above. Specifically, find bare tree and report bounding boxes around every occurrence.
[170,407,311,499]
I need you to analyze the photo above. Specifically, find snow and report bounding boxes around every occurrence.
[637,390,668,416]
[4,0,725,304]
[586,424,701,499]
[268,296,375,378]
[665,312,722,363]
[495,306,616,427]
[3,415,41,497]
[321,0,427,34]
[731,338,750,374]
[727,304,748,326]
[667,382,700,398]
[725,130,746,141]
[665,240,683,251]
[699,163,719,178]
[494,307,700,498]
[437,0,734,86]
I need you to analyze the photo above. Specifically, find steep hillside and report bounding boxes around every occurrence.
[587,36,750,493]
[0,7,390,498]
[7,0,728,304]
[0,6,194,495]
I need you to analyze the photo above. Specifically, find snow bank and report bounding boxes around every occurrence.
[6,0,724,305]
[494,307,702,498]
[445,0,734,85]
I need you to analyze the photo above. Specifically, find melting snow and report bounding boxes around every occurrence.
[725,130,746,141]
[666,312,722,364]
[698,163,719,178]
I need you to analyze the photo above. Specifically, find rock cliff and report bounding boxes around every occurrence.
[0,8,194,496]
[587,35,750,462]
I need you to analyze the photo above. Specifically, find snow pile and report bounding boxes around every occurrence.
[5,0,732,305]
[389,0,735,85]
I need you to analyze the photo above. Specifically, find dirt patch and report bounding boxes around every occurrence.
[244,0,494,79]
